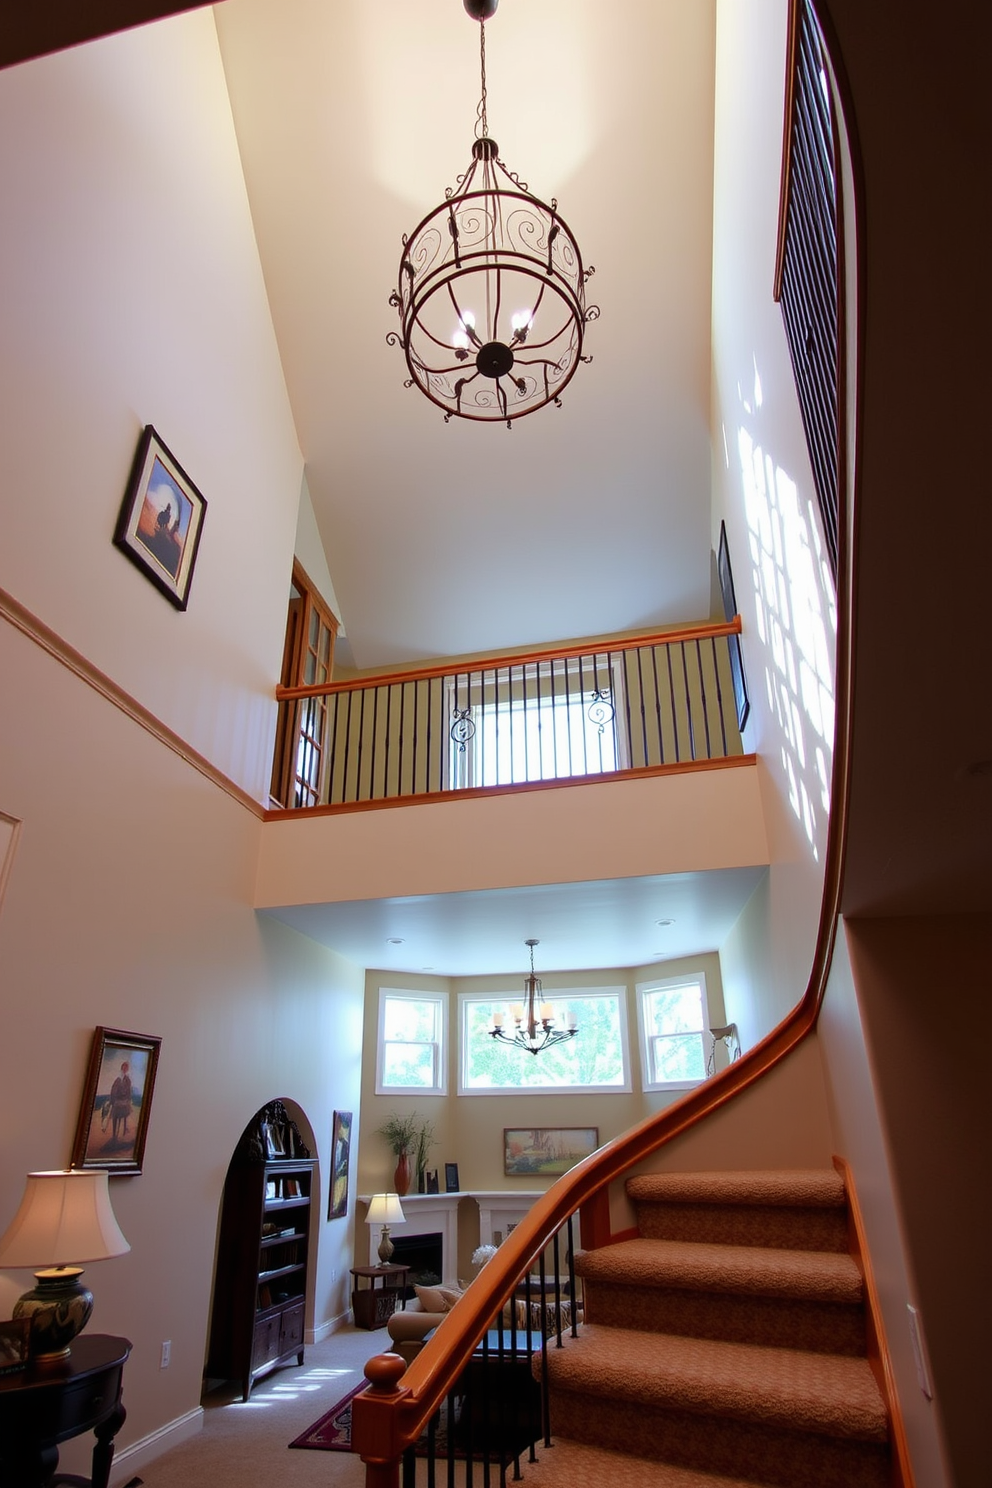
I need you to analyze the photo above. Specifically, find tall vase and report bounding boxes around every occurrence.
[393,1148,411,1197]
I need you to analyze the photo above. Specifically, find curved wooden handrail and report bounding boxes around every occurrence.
[352,2,859,1472]
[276,617,742,702]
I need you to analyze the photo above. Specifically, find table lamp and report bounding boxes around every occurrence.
[366,1192,405,1265]
[0,1169,130,1359]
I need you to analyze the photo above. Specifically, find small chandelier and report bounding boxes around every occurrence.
[388,0,599,426]
[489,939,578,1055]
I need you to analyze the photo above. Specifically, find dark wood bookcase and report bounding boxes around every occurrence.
[207,1103,315,1400]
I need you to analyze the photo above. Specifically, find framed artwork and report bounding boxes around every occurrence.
[425,1168,440,1194]
[70,1027,161,1174]
[717,520,750,731]
[444,1162,460,1193]
[114,425,207,610]
[328,1109,353,1219]
[0,1317,30,1377]
[503,1127,599,1178]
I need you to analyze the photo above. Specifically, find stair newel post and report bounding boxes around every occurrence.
[353,1353,408,1488]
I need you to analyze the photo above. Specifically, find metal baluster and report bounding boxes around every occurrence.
[636,644,648,769]
[650,641,664,764]
[713,636,729,756]
[666,640,681,762]
[695,638,712,758]
[370,682,380,801]
[680,640,696,759]
[566,1214,579,1337]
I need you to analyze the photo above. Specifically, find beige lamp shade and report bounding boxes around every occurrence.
[0,1169,130,1268]
[366,1192,405,1228]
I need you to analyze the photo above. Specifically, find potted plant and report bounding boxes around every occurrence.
[414,1119,436,1192]
[375,1113,419,1195]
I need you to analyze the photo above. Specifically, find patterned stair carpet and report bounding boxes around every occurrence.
[520,1169,892,1488]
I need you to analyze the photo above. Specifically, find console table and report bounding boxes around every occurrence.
[0,1333,131,1487]
[351,1264,409,1330]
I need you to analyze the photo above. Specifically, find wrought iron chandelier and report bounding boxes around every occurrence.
[388,0,598,426]
[488,939,578,1056]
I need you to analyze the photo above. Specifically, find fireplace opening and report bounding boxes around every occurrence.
[388,1231,443,1293]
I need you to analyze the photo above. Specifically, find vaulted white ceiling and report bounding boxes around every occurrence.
[215,0,719,671]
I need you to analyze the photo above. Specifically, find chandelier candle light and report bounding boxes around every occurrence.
[388,0,599,425]
[489,939,578,1055]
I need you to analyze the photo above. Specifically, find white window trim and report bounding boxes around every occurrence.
[636,973,711,1093]
[457,986,632,1096]
[376,987,448,1096]
[445,655,630,792]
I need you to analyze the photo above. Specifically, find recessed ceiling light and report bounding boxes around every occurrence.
[655,918,675,927]
[386,937,405,945]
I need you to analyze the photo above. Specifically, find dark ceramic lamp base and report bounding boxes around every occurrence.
[15,1266,94,1359]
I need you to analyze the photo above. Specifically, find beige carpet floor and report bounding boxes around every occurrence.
[134,1322,390,1488]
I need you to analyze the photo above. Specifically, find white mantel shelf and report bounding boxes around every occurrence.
[356,1190,547,1278]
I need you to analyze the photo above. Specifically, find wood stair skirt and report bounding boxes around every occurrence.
[523,1170,892,1488]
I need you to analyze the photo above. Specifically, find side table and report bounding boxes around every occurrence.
[351,1264,410,1330]
[0,1333,132,1487]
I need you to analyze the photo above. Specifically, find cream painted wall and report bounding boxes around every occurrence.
[358,954,727,1197]
[256,765,767,909]
[0,15,364,1478]
[0,621,365,1476]
[709,0,835,1043]
[0,11,302,802]
[294,472,344,624]
[818,927,951,1488]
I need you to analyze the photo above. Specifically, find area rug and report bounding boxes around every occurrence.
[289,1382,365,1451]
[289,1389,464,1457]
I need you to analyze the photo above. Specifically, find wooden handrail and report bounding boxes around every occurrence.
[276,617,742,702]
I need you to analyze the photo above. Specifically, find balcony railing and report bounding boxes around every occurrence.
[272,618,746,812]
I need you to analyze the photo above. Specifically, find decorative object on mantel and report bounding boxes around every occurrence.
[113,425,207,610]
[366,1193,406,1264]
[376,1112,429,1196]
[387,0,599,427]
[488,940,578,1056]
[414,1119,437,1192]
[0,1169,130,1359]
[444,1162,460,1192]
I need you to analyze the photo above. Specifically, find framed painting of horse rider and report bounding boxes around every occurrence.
[71,1027,162,1174]
[113,425,207,610]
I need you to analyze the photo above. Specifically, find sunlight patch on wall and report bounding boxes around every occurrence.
[737,424,836,856]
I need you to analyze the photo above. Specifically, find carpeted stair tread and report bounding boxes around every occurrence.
[540,1324,888,1442]
[576,1237,863,1303]
[626,1169,847,1208]
[515,1438,769,1488]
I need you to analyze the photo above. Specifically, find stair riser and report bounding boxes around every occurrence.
[634,1203,849,1252]
[550,1388,891,1488]
[582,1282,867,1356]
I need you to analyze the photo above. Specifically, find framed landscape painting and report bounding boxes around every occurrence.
[71,1027,162,1174]
[114,425,207,610]
[504,1127,599,1178]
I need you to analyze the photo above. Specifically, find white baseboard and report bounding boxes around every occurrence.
[309,1308,350,1344]
[109,1406,203,1484]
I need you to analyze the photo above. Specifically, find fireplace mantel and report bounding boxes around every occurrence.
[356,1190,546,1282]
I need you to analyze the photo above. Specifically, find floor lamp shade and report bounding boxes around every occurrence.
[0,1170,130,1358]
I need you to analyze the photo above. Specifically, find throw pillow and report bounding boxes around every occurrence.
[414,1284,463,1313]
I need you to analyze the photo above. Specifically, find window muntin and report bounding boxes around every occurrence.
[637,976,710,1091]
[459,989,630,1094]
[376,989,447,1095]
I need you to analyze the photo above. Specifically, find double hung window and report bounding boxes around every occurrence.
[637,976,710,1090]
[376,989,447,1095]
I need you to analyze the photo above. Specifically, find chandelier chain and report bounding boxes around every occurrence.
[475,19,489,140]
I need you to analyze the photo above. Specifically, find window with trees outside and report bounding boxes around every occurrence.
[637,975,710,1090]
[459,989,630,1094]
[376,989,447,1095]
